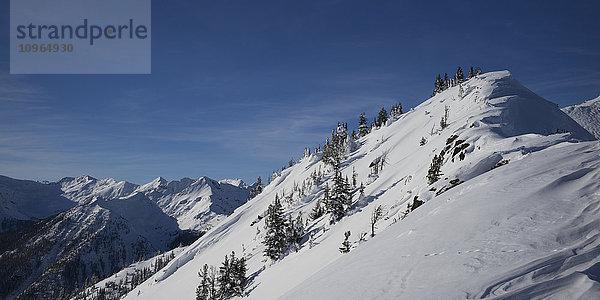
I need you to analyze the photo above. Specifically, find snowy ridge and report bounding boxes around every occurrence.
[125,71,599,299]
[0,193,181,299]
[136,176,250,231]
[0,175,251,232]
[562,96,600,140]
[0,175,75,231]
[59,176,138,204]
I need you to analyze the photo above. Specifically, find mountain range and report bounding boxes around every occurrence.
[0,175,251,298]
[1,70,599,299]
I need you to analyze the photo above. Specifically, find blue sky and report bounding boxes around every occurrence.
[1,0,599,184]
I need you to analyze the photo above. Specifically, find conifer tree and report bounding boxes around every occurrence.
[196,264,217,300]
[390,102,403,118]
[456,66,464,83]
[263,196,287,260]
[339,231,352,253]
[370,205,384,237]
[440,105,449,130]
[310,199,325,220]
[434,74,442,95]
[322,125,347,168]
[359,182,365,198]
[287,213,304,252]
[444,73,449,89]
[327,168,352,223]
[213,251,247,298]
[376,107,388,127]
[256,176,263,194]
[217,254,232,298]
[358,113,369,137]
[427,154,444,185]
[231,255,247,297]
[468,66,474,79]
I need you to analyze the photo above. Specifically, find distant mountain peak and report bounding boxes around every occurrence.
[562,96,600,139]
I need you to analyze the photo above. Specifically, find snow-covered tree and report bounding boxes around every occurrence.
[390,102,403,118]
[287,213,304,252]
[263,196,287,260]
[231,255,247,297]
[440,105,449,130]
[427,153,444,185]
[196,264,217,300]
[326,168,352,223]
[213,251,247,298]
[310,199,325,220]
[468,66,474,79]
[444,73,449,89]
[358,113,369,137]
[256,176,263,194]
[376,107,388,127]
[217,254,232,297]
[434,74,443,95]
[456,66,464,83]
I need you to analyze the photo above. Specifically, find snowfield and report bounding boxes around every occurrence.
[124,71,600,299]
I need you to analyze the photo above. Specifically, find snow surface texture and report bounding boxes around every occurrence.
[563,96,600,140]
[125,71,599,299]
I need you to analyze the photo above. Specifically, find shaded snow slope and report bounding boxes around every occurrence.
[563,96,600,140]
[125,71,599,300]
[136,177,250,231]
[0,193,180,299]
[0,175,75,231]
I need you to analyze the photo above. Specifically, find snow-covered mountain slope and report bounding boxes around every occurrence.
[136,177,250,231]
[76,247,185,299]
[0,193,181,299]
[563,96,600,140]
[59,176,138,204]
[283,142,600,299]
[125,71,599,299]
[0,175,75,232]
